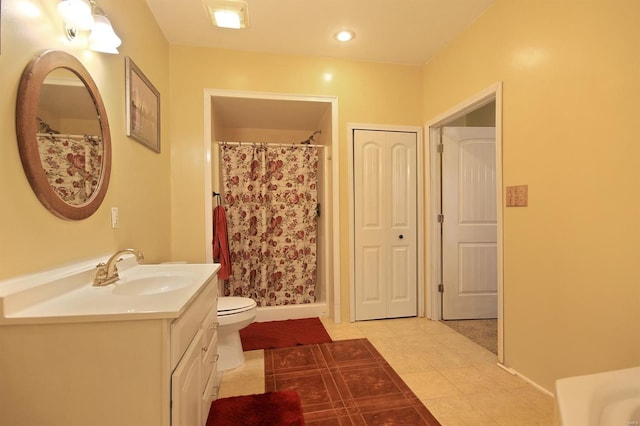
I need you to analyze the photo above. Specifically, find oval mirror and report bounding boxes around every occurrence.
[16,50,111,220]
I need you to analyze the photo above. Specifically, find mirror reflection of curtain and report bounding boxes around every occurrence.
[221,143,319,306]
[37,134,103,205]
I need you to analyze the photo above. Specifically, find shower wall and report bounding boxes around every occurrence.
[218,128,311,144]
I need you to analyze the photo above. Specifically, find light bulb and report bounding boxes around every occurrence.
[57,0,94,31]
[89,15,122,54]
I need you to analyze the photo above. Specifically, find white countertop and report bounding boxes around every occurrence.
[0,257,220,325]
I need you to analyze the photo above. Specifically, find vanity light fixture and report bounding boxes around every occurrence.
[205,0,249,29]
[334,30,355,42]
[57,0,122,54]
[89,7,122,54]
[57,0,94,39]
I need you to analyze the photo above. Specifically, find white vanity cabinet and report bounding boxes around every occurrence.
[170,276,219,426]
[0,264,220,426]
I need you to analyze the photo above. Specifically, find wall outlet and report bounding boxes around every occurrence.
[506,185,528,207]
[111,207,120,228]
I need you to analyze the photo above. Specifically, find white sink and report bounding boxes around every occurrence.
[112,274,192,296]
[0,258,220,324]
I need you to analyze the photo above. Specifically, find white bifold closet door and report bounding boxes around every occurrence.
[354,129,417,321]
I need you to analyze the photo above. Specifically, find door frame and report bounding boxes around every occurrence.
[348,123,425,322]
[425,82,504,362]
[203,89,342,322]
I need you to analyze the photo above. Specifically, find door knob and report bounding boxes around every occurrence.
[399,234,404,239]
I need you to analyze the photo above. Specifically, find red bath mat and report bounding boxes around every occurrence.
[239,317,332,351]
[206,391,304,426]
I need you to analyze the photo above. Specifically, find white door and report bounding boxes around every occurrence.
[442,127,497,319]
[354,130,417,320]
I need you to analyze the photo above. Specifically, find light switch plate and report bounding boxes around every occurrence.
[506,185,528,207]
[111,207,120,228]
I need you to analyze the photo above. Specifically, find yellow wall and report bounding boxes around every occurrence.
[0,0,172,280]
[4,0,635,395]
[168,46,424,320]
[423,0,640,390]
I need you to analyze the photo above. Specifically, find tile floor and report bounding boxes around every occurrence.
[218,317,556,425]
[265,339,440,425]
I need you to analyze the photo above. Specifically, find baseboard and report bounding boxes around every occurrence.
[497,362,555,398]
[255,303,328,322]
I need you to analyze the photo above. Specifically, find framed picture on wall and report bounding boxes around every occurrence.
[125,57,160,153]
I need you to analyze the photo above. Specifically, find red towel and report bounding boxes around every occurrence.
[212,205,232,280]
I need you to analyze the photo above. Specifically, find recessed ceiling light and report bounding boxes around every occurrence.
[204,0,249,29]
[334,30,355,42]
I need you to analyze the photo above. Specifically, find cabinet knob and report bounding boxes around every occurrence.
[399,234,404,239]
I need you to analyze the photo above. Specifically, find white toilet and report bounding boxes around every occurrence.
[216,296,257,371]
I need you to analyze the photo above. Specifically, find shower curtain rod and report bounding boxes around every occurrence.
[37,132,99,139]
[220,141,325,149]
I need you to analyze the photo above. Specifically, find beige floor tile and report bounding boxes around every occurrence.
[218,350,265,398]
[440,366,502,395]
[475,363,531,390]
[455,345,499,365]
[466,388,553,425]
[509,386,555,418]
[354,320,399,338]
[319,317,365,340]
[416,318,459,334]
[383,350,439,374]
[401,370,463,400]
[424,396,499,426]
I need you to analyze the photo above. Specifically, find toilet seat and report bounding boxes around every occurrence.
[217,296,257,316]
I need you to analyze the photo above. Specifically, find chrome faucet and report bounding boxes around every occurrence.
[93,249,144,286]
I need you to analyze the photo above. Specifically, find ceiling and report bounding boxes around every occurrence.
[145,0,495,66]
[146,0,495,133]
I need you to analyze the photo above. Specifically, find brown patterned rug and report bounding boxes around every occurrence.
[265,338,441,425]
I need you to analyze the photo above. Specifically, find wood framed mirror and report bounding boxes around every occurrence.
[16,50,111,220]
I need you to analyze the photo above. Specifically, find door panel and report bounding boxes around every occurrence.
[355,130,417,320]
[362,247,384,302]
[442,127,497,319]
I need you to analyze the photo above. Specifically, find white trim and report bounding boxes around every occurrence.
[347,123,425,322]
[424,82,504,363]
[202,89,341,323]
[330,102,341,323]
[204,91,214,265]
[254,303,329,322]
[497,363,554,397]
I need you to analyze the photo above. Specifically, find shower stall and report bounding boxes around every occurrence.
[207,93,336,322]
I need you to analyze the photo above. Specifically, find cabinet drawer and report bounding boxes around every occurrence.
[171,278,217,370]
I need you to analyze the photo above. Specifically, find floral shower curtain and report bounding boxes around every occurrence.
[221,143,319,306]
[37,134,103,204]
